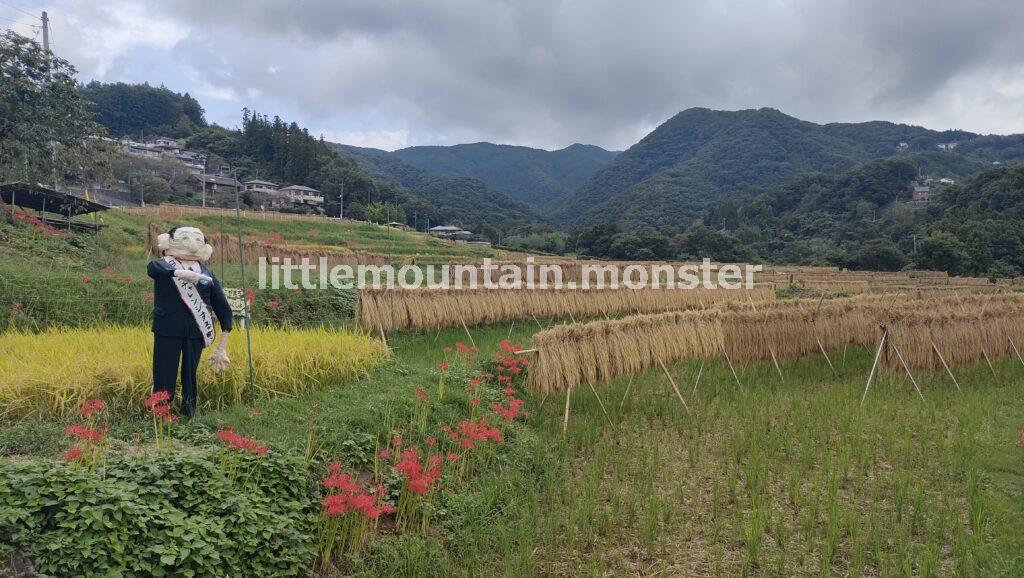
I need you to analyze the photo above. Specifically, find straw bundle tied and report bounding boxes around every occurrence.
[527,293,1024,393]
[358,286,776,332]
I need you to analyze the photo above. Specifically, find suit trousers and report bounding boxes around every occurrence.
[152,335,205,416]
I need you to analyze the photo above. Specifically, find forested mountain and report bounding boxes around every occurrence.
[557,107,1024,230]
[328,143,547,233]
[391,142,618,208]
[79,82,207,139]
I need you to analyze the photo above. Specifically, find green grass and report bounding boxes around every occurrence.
[3,320,1022,576]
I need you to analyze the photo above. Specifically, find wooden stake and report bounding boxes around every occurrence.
[691,359,705,396]
[815,332,836,374]
[842,344,848,368]
[531,314,545,330]
[458,315,476,347]
[657,357,691,413]
[619,374,635,409]
[1008,336,1024,368]
[890,341,926,403]
[568,310,577,324]
[562,386,572,435]
[377,322,389,347]
[769,346,784,381]
[587,382,614,424]
[537,393,549,412]
[932,342,961,393]
[982,348,997,377]
[507,319,516,340]
[861,327,888,406]
[721,344,743,390]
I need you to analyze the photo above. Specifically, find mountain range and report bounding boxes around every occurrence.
[331,107,1024,234]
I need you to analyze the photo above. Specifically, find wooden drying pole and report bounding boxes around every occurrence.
[861,324,888,406]
[890,339,926,403]
[691,359,705,396]
[1009,336,1024,368]
[657,357,691,413]
[619,374,635,409]
[720,344,743,390]
[932,342,961,392]
[809,293,836,375]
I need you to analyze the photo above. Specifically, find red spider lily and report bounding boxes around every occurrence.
[1019,427,1024,445]
[414,387,429,403]
[439,361,449,371]
[145,390,170,409]
[65,425,105,443]
[394,451,443,496]
[379,449,392,459]
[443,347,451,354]
[446,453,460,461]
[64,447,83,461]
[426,437,436,446]
[503,386,516,397]
[470,398,480,407]
[245,288,256,304]
[251,407,262,415]
[81,275,90,284]
[101,266,111,274]
[328,461,343,474]
[268,300,279,309]
[215,428,269,455]
[380,502,396,515]
[490,399,525,421]
[80,398,107,416]
[123,275,132,284]
[455,342,469,354]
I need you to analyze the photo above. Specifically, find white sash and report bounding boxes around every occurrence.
[163,256,216,346]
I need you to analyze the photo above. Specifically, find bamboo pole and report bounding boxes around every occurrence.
[657,357,691,413]
[861,326,888,406]
[619,374,635,409]
[815,331,836,373]
[587,382,614,424]
[932,342,961,393]
[891,341,926,403]
[459,315,476,347]
[982,349,997,377]
[1008,336,1024,368]
[721,344,743,390]
[562,386,572,435]
[691,359,705,397]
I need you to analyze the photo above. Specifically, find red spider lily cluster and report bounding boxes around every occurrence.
[215,428,269,455]
[394,450,443,496]
[64,398,110,466]
[146,391,177,449]
[317,461,393,569]
[7,206,68,237]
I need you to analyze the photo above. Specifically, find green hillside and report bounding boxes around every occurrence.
[328,143,548,232]
[558,107,1024,230]
[392,142,618,208]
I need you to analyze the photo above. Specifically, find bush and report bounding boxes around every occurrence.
[0,448,317,576]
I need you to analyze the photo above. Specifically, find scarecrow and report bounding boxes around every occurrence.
[147,226,232,416]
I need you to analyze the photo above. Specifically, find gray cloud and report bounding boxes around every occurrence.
[34,0,1024,149]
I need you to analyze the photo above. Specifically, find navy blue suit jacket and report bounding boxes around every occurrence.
[147,259,233,339]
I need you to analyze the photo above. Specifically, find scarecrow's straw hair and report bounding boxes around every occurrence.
[357,286,776,332]
[527,293,1024,393]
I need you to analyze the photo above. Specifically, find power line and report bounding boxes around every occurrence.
[0,1,37,18]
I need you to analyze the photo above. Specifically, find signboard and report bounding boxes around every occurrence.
[223,287,249,327]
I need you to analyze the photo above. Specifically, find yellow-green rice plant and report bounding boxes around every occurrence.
[0,326,389,419]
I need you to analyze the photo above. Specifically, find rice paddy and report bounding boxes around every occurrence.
[0,326,389,419]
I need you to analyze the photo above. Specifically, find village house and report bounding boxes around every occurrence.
[277,185,325,208]
[243,179,279,194]
[428,225,472,239]
[912,184,931,202]
[190,174,242,198]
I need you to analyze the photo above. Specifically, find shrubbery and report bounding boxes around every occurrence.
[0,448,318,576]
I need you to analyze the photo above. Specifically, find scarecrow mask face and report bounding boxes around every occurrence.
[157,226,213,262]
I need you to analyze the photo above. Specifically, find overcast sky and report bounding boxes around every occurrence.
[5,0,1024,150]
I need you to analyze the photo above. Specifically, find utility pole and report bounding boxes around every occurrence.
[41,11,51,53]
